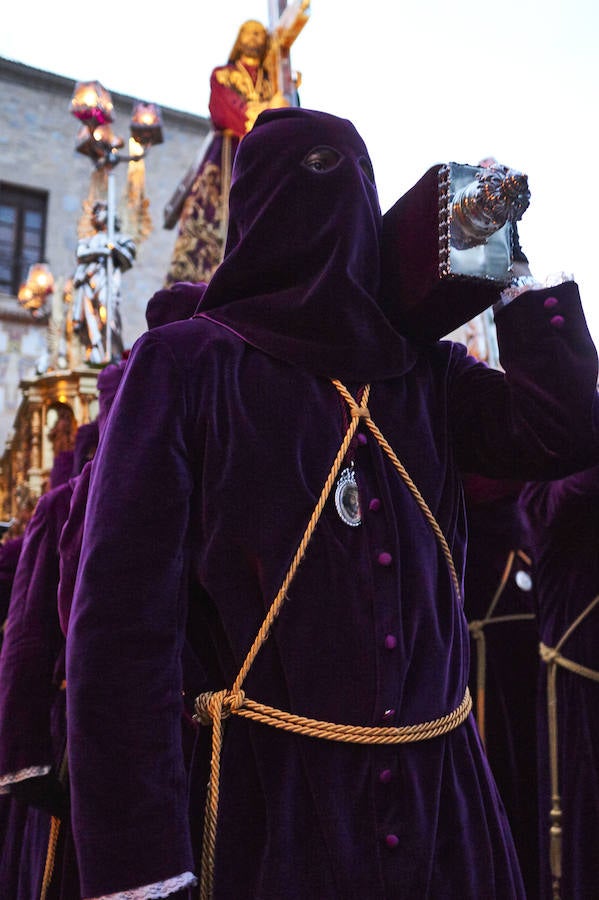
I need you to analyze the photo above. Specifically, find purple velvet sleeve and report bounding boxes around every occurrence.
[57,462,92,637]
[450,282,599,479]
[0,487,70,780]
[519,462,599,534]
[66,332,196,897]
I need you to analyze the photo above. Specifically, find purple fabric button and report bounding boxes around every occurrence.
[377,551,392,567]
[550,315,565,329]
[543,296,559,309]
[357,432,367,445]
[379,768,392,784]
[369,498,381,512]
[384,634,397,650]
[385,833,400,849]
[382,708,395,721]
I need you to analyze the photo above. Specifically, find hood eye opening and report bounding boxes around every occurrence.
[302,146,343,174]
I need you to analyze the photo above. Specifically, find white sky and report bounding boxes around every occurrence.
[3,1,599,340]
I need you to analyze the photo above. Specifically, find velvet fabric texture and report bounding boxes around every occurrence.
[462,475,539,898]
[49,450,74,490]
[145,281,207,330]
[72,421,99,478]
[66,265,599,897]
[60,286,204,639]
[96,362,127,434]
[519,465,599,899]
[0,536,23,638]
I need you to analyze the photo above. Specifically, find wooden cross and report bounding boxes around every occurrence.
[266,0,311,105]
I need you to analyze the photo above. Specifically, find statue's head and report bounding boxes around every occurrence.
[229,20,270,64]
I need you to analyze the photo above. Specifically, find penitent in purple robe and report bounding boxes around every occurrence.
[462,475,539,899]
[0,480,74,898]
[0,534,27,892]
[519,465,599,899]
[0,421,99,898]
[66,108,599,900]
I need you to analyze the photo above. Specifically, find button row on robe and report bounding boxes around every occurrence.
[543,296,565,329]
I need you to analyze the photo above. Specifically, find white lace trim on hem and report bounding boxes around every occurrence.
[87,871,197,900]
[0,764,51,793]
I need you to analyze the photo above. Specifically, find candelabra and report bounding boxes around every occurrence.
[17,263,55,318]
[69,80,163,362]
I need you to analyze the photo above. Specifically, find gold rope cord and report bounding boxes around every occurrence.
[196,689,472,744]
[538,592,599,900]
[468,549,535,746]
[331,380,462,603]
[39,817,61,900]
[196,381,468,899]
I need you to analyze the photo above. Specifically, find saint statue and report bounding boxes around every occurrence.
[163,19,291,286]
[71,201,136,363]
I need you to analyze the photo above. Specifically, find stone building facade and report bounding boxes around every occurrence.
[0,56,210,515]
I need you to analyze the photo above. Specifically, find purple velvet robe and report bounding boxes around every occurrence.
[0,536,29,895]
[0,481,77,898]
[0,383,120,897]
[519,465,599,899]
[0,535,23,641]
[66,278,599,899]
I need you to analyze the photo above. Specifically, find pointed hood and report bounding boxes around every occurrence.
[197,107,415,381]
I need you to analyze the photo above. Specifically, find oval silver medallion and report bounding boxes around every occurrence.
[335,467,361,527]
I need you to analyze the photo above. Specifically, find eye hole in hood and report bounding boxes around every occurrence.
[302,146,343,174]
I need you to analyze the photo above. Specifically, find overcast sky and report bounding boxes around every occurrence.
[3,1,598,339]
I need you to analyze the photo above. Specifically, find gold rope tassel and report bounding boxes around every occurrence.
[538,593,599,900]
[195,381,468,899]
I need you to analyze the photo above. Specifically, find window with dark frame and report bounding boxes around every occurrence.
[0,183,48,297]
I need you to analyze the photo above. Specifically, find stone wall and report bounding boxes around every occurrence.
[0,56,210,452]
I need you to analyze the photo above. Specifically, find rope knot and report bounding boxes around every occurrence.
[351,406,370,420]
[468,619,484,638]
[539,643,558,664]
[193,689,246,725]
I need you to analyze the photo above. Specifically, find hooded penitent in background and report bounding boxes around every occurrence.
[519,465,599,900]
[0,419,99,898]
[66,108,599,900]
[462,473,540,899]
